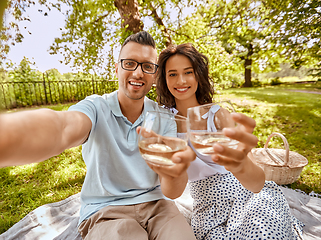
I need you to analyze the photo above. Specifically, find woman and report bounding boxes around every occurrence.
[156,43,303,239]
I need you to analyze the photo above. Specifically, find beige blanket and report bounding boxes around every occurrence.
[1,186,320,240]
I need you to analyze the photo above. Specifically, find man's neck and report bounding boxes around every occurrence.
[118,96,145,124]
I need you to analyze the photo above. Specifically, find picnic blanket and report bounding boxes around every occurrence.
[1,186,320,240]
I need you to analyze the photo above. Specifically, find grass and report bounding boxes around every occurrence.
[217,81,321,194]
[0,103,86,234]
[258,76,317,86]
[0,80,320,234]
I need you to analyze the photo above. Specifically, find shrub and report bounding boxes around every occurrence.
[270,77,282,85]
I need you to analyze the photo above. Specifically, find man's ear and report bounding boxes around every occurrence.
[115,62,118,78]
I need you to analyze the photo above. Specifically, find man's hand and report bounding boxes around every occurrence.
[137,125,196,199]
[147,146,195,179]
[0,109,91,168]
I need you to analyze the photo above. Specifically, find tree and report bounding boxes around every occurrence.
[0,0,55,66]
[266,0,321,78]
[168,13,242,89]
[48,0,201,74]
[9,56,40,83]
[7,57,41,106]
[2,0,203,73]
[188,0,287,87]
[0,68,9,82]
[0,0,8,28]
[0,0,264,83]
[3,0,319,84]
[183,0,321,86]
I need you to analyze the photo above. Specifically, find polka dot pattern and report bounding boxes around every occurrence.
[190,172,304,240]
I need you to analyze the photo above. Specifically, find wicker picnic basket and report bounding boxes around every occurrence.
[252,132,308,185]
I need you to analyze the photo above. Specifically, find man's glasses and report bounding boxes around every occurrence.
[119,59,158,74]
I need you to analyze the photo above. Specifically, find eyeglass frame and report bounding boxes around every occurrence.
[119,59,159,74]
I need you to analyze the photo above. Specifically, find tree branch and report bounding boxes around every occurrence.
[148,2,172,47]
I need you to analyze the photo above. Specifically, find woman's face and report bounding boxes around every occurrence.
[165,54,198,103]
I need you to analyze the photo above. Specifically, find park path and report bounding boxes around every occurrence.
[288,90,321,95]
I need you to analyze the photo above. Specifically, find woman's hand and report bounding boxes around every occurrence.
[212,113,257,171]
[211,112,265,193]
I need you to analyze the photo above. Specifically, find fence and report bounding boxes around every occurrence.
[0,78,119,109]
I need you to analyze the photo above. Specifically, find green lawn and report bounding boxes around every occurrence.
[0,81,320,234]
[218,81,321,194]
[0,103,86,233]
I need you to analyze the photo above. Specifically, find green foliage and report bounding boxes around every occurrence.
[251,78,262,87]
[174,0,321,86]
[190,0,286,86]
[0,68,9,82]
[0,66,119,109]
[169,14,242,89]
[270,77,282,86]
[48,0,194,73]
[266,0,321,70]
[6,57,42,107]
[49,0,118,74]
[8,57,40,83]
[45,68,63,81]
[309,62,321,80]
[260,63,312,80]
[2,0,320,85]
[1,0,54,64]
[146,85,157,101]
[2,0,200,73]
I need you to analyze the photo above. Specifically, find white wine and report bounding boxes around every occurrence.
[138,137,187,166]
[190,132,238,155]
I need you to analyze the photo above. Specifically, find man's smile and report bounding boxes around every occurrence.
[129,80,144,87]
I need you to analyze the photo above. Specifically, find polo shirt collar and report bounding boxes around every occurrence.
[143,96,156,114]
[107,91,123,117]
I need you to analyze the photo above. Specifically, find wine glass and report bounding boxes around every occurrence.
[138,111,188,166]
[187,100,239,163]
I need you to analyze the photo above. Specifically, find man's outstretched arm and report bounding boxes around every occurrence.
[0,109,92,168]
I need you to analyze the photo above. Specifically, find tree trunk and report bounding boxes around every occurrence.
[243,43,253,87]
[243,58,252,87]
[114,0,143,35]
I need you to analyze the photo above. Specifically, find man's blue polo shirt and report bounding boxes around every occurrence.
[68,91,175,225]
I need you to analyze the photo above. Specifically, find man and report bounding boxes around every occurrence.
[0,31,197,239]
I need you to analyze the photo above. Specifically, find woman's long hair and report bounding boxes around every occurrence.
[156,43,214,108]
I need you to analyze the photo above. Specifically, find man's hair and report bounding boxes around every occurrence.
[156,43,214,108]
[120,31,156,52]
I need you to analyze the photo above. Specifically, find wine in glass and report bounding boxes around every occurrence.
[138,111,188,166]
[187,101,239,162]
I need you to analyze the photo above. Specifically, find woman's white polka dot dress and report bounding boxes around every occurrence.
[190,173,304,240]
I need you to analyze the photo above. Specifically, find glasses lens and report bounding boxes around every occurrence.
[142,63,156,74]
[122,60,138,70]
[121,59,157,74]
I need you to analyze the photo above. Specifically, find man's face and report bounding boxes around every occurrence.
[115,42,157,102]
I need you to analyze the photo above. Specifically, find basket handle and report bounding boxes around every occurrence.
[264,132,289,166]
